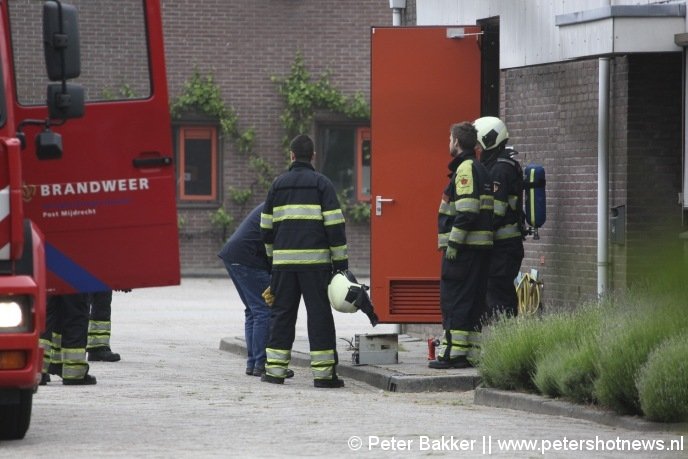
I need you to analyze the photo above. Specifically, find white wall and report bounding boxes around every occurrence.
[415,0,684,68]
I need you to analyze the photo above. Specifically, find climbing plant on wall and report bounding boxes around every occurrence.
[272,54,371,222]
[170,69,274,238]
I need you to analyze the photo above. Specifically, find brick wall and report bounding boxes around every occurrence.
[161,1,391,274]
[505,59,601,310]
[504,54,682,310]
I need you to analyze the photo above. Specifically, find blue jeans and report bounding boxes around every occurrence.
[224,262,271,370]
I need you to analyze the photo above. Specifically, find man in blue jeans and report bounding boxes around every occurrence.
[218,203,293,378]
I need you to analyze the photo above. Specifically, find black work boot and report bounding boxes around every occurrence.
[40,373,50,385]
[261,373,284,385]
[254,367,294,378]
[63,374,97,385]
[428,356,471,369]
[88,347,121,362]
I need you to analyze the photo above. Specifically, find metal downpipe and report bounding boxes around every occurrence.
[598,57,610,296]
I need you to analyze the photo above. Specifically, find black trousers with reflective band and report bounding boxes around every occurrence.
[440,249,491,332]
[89,290,113,321]
[268,270,337,354]
[42,293,89,350]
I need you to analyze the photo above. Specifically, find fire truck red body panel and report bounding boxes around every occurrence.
[15,1,180,293]
[0,0,178,439]
[370,26,481,323]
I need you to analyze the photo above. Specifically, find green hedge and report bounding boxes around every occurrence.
[637,333,688,422]
[480,311,580,391]
[479,287,688,422]
[532,304,601,402]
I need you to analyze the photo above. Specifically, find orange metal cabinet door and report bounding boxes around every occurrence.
[371,26,481,323]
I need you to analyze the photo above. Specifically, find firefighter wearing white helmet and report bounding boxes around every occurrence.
[474,116,509,152]
[474,116,525,318]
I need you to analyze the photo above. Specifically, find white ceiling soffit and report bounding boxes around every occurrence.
[556,4,685,59]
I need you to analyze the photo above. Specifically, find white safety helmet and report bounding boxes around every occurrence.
[328,271,365,313]
[474,116,509,151]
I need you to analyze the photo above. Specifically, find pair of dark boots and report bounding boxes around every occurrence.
[261,372,344,388]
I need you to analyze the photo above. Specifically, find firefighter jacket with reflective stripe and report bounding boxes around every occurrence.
[261,161,348,271]
[482,151,524,242]
[438,151,494,250]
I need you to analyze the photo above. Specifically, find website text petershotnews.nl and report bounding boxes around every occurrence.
[346,435,684,454]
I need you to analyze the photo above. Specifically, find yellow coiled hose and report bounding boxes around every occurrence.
[516,273,542,315]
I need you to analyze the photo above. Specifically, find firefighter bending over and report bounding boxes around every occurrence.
[260,134,348,388]
[431,122,494,370]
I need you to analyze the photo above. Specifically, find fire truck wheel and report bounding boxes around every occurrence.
[0,389,33,440]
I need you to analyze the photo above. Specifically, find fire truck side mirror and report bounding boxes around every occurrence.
[47,83,84,120]
[43,1,81,81]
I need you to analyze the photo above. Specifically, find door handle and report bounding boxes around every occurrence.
[133,156,173,168]
[375,195,394,216]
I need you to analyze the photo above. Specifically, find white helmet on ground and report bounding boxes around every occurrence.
[474,116,509,151]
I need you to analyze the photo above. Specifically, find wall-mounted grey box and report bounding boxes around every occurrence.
[611,205,626,245]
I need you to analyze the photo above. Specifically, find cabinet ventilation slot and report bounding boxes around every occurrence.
[389,279,440,315]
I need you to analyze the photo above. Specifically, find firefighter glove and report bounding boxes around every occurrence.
[262,286,275,307]
[445,246,457,261]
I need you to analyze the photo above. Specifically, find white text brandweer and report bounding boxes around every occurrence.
[40,178,150,197]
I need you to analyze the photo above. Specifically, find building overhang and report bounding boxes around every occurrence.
[556,4,685,59]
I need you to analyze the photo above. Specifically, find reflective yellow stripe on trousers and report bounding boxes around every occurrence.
[266,348,291,379]
[311,349,336,380]
[87,320,111,349]
[62,347,88,380]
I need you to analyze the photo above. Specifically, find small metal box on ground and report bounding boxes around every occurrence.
[352,333,398,365]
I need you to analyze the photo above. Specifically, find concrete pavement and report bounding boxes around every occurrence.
[220,314,687,435]
[10,277,683,458]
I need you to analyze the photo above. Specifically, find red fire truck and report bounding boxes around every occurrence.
[0,0,179,439]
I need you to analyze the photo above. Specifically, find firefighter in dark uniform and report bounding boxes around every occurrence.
[260,134,348,388]
[474,116,524,317]
[87,290,121,362]
[39,293,97,385]
[430,122,494,369]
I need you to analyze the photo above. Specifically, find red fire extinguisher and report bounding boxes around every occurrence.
[427,338,440,360]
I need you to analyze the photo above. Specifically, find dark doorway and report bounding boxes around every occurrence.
[478,17,500,117]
